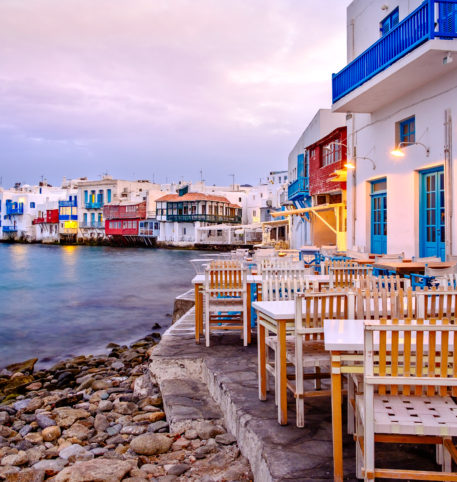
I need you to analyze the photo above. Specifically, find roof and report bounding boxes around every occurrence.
[156,192,240,207]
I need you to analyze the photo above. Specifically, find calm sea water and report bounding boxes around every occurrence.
[0,244,202,368]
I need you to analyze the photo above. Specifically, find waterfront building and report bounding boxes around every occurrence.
[333,0,457,259]
[0,184,67,242]
[76,176,158,241]
[284,109,346,249]
[58,191,79,242]
[155,186,242,246]
[103,201,147,241]
[32,202,60,243]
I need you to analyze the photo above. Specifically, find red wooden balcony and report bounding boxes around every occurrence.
[46,209,59,224]
[32,217,45,225]
[103,201,146,220]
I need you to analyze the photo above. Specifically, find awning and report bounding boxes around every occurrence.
[271,203,345,218]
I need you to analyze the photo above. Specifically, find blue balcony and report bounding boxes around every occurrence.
[5,202,24,215]
[59,199,77,208]
[80,221,104,228]
[3,226,17,233]
[85,201,103,209]
[332,0,457,105]
[288,177,309,201]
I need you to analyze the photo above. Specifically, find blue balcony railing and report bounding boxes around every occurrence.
[5,202,24,215]
[85,201,103,209]
[288,177,309,200]
[81,221,104,228]
[59,199,77,208]
[332,0,457,103]
[3,226,17,233]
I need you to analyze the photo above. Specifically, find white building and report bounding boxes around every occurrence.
[0,184,67,242]
[333,0,457,259]
[287,109,346,249]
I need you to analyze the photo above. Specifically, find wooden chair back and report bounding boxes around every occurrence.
[204,263,247,299]
[295,291,350,341]
[357,274,410,291]
[364,318,457,397]
[261,271,314,301]
[329,264,373,288]
[415,287,457,320]
[355,288,414,320]
[321,259,361,275]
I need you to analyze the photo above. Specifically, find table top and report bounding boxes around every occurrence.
[192,274,263,284]
[324,319,454,352]
[252,300,296,320]
[374,261,454,271]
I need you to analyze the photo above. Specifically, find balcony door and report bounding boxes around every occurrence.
[439,2,457,36]
[420,167,445,260]
[370,179,387,255]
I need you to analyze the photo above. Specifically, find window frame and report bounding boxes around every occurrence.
[380,7,399,36]
[399,116,415,146]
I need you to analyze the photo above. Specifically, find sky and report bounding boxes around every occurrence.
[0,0,349,188]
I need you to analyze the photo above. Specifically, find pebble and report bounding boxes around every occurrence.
[36,414,56,429]
[94,414,109,432]
[130,433,173,455]
[215,432,237,445]
[106,424,122,436]
[166,463,190,476]
[1,450,28,466]
[120,425,146,435]
[42,426,61,442]
[59,444,92,461]
[97,400,113,412]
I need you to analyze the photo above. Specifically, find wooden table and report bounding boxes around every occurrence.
[373,261,454,276]
[192,274,262,344]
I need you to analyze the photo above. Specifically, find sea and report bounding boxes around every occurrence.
[0,244,202,368]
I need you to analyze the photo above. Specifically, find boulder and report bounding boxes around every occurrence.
[55,459,132,482]
[42,426,61,442]
[130,433,173,455]
[6,359,38,374]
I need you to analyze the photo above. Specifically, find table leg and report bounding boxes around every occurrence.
[195,283,202,344]
[247,283,252,345]
[331,351,343,482]
[278,320,287,425]
[258,320,266,400]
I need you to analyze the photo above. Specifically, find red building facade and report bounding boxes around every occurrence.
[103,201,146,236]
[307,126,347,198]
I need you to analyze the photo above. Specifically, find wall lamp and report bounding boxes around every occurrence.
[324,142,376,170]
[345,156,376,170]
[391,141,430,158]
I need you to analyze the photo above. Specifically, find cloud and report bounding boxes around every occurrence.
[0,0,349,186]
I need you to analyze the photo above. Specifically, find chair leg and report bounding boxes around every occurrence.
[363,389,375,482]
[274,346,279,407]
[347,375,355,435]
[355,403,363,480]
[205,305,210,347]
[442,438,452,473]
[243,305,248,347]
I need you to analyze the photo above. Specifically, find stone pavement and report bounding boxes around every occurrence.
[150,306,439,481]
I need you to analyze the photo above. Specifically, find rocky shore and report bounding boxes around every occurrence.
[0,330,252,481]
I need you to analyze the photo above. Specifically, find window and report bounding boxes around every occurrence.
[83,213,88,224]
[107,189,112,203]
[399,116,415,145]
[183,227,187,235]
[30,202,35,208]
[380,7,399,36]
[84,190,88,203]
[322,142,342,167]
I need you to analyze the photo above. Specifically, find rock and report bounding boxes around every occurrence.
[42,426,61,442]
[140,464,164,476]
[138,395,162,408]
[0,425,15,437]
[194,444,216,459]
[75,376,94,391]
[184,428,198,440]
[24,432,43,444]
[36,413,55,429]
[0,406,15,416]
[25,382,43,392]
[1,450,28,466]
[166,463,190,476]
[93,414,109,432]
[5,467,45,481]
[6,359,38,374]
[0,412,10,425]
[19,425,32,437]
[53,408,89,428]
[2,375,35,395]
[59,444,92,461]
[120,425,146,436]
[111,361,124,370]
[24,398,42,413]
[215,432,237,445]
[106,424,122,436]
[32,459,68,476]
[63,423,89,441]
[25,446,44,465]
[113,401,136,415]
[133,375,153,398]
[55,459,132,481]
[130,433,173,455]
[90,447,107,456]
[148,421,169,433]
[13,399,32,412]
[131,412,164,423]
[195,421,225,440]
[171,438,191,451]
[97,400,113,412]
[91,380,111,391]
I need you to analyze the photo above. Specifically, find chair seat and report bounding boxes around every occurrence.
[265,334,294,349]
[285,339,330,367]
[357,394,457,437]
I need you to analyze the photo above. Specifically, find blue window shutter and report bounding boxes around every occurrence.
[439,2,457,35]
[297,154,305,178]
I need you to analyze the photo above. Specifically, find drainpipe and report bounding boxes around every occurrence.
[444,109,453,259]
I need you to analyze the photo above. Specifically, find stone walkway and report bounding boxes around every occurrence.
[150,302,439,481]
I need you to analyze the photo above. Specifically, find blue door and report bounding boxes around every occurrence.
[439,2,457,37]
[370,179,387,254]
[420,167,445,260]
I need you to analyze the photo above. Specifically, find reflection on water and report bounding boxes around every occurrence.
[0,244,203,368]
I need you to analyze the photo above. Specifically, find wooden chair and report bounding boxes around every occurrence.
[415,287,457,321]
[357,274,411,291]
[204,262,248,347]
[356,319,457,481]
[329,264,373,288]
[291,291,352,427]
[425,266,457,288]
